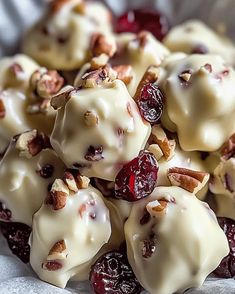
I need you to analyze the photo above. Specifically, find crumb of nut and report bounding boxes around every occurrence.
[134,65,159,100]
[0,99,6,119]
[47,240,67,261]
[84,111,98,127]
[90,54,109,70]
[90,33,117,57]
[151,125,175,161]
[15,130,46,158]
[112,65,133,85]
[220,133,235,160]
[148,144,164,160]
[46,179,69,210]
[81,66,117,88]
[146,199,168,217]
[178,72,191,82]
[51,85,75,110]
[73,2,86,14]
[30,69,64,99]
[167,167,210,194]
[63,170,90,192]
[77,175,90,189]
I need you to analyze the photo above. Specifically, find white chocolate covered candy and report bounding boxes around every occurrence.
[163,20,235,65]
[50,78,151,181]
[159,54,235,151]
[0,130,65,226]
[125,186,229,294]
[30,175,122,288]
[22,0,114,70]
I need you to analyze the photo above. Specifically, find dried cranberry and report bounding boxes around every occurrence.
[37,164,54,178]
[141,239,156,258]
[91,178,115,198]
[90,251,141,294]
[115,151,158,202]
[214,217,235,278]
[0,201,12,221]
[85,145,104,161]
[0,222,31,263]
[115,9,169,41]
[136,83,164,124]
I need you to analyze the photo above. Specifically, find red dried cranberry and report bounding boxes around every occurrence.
[85,145,104,161]
[141,239,156,258]
[136,83,164,124]
[0,222,31,263]
[115,9,169,41]
[37,164,54,179]
[115,151,158,202]
[214,217,235,278]
[0,202,12,221]
[91,178,115,198]
[90,251,141,294]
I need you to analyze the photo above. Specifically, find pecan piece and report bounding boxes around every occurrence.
[147,144,163,161]
[47,240,67,260]
[84,111,98,127]
[90,33,117,57]
[90,54,109,70]
[51,85,75,110]
[112,65,133,85]
[81,66,117,88]
[73,2,86,14]
[167,167,210,194]
[63,169,90,192]
[146,199,168,217]
[46,179,69,210]
[221,133,235,160]
[134,65,159,100]
[0,99,6,119]
[151,125,175,161]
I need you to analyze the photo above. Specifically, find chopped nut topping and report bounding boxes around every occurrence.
[73,2,86,14]
[51,85,75,110]
[134,65,159,100]
[15,130,50,158]
[63,169,90,192]
[147,144,164,160]
[220,133,235,160]
[30,69,64,99]
[90,33,117,57]
[146,199,168,217]
[0,99,6,119]
[112,65,133,85]
[90,54,109,70]
[84,111,98,127]
[151,125,175,161]
[178,72,191,82]
[47,240,67,261]
[167,167,210,194]
[81,66,117,88]
[46,179,69,210]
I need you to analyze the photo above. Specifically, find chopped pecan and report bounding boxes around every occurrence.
[112,65,133,85]
[90,33,117,57]
[15,130,50,158]
[151,125,175,161]
[30,69,64,99]
[134,65,159,100]
[146,199,168,217]
[167,167,210,194]
[63,169,90,192]
[147,144,164,160]
[73,2,86,14]
[84,111,98,127]
[51,85,75,110]
[221,133,235,160]
[81,66,117,88]
[178,72,191,82]
[46,179,69,210]
[90,54,109,70]
[47,240,67,261]
[0,99,6,119]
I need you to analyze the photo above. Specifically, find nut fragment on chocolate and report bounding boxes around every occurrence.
[81,66,117,88]
[221,133,235,160]
[112,65,133,85]
[63,169,90,192]
[147,144,163,160]
[0,99,6,119]
[51,86,75,110]
[134,65,159,100]
[46,179,69,210]
[84,111,98,127]
[167,167,210,193]
[73,2,86,14]
[15,130,49,158]
[47,240,67,261]
[90,54,109,70]
[90,33,117,57]
[146,199,168,217]
[151,125,175,161]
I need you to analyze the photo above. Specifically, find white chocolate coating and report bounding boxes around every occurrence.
[30,186,113,288]
[159,54,235,151]
[0,54,39,90]
[163,20,235,65]
[125,186,229,294]
[0,138,65,226]
[51,80,151,181]
[214,194,235,221]
[113,32,169,96]
[22,0,113,70]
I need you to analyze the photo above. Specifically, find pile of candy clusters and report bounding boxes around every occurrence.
[0,1,234,293]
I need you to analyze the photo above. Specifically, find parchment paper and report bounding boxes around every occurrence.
[0,0,234,293]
